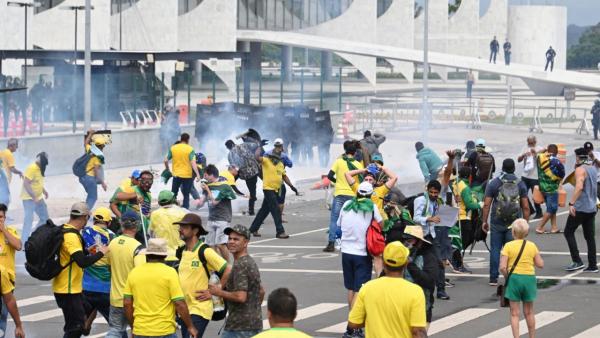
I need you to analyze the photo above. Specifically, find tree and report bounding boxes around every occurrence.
[567,22,600,69]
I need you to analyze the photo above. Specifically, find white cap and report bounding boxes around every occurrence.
[273,138,284,146]
[357,182,374,196]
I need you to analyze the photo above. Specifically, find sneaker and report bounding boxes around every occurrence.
[437,290,450,300]
[445,279,455,288]
[251,231,262,237]
[583,266,599,273]
[565,262,585,271]
[276,232,290,239]
[458,266,472,274]
[489,279,498,286]
[323,242,335,252]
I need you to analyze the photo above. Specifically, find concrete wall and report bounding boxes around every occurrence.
[414,0,449,80]
[377,0,414,83]
[9,125,195,176]
[178,0,237,52]
[448,0,480,58]
[0,2,31,77]
[479,0,508,60]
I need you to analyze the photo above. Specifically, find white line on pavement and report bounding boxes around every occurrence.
[316,322,347,334]
[20,309,63,321]
[250,227,328,245]
[264,303,346,329]
[479,311,572,338]
[529,210,570,223]
[469,249,599,256]
[17,295,54,307]
[428,308,498,335]
[572,323,600,338]
[251,245,325,249]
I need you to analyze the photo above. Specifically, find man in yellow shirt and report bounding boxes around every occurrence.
[176,213,231,338]
[123,238,198,338]
[80,130,108,210]
[164,133,201,209]
[252,288,311,338]
[324,141,364,252]
[249,139,291,239]
[20,151,49,241]
[0,265,24,338]
[149,190,187,252]
[0,138,23,207]
[109,170,141,218]
[348,241,427,338]
[0,203,22,337]
[106,211,145,338]
[53,202,109,338]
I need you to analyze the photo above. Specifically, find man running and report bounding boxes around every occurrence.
[164,133,201,209]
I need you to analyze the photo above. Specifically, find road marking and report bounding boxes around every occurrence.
[317,321,347,333]
[20,309,63,321]
[572,323,600,338]
[17,295,54,307]
[529,210,569,222]
[480,311,572,338]
[429,308,498,335]
[251,245,325,249]
[88,328,130,338]
[469,250,600,256]
[264,303,346,329]
[250,227,328,245]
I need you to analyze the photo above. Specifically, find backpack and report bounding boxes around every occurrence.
[366,212,385,256]
[475,152,494,182]
[72,152,93,178]
[175,244,227,321]
[495,178,521,224]
[232,143,260,180]
[25,220,82,281]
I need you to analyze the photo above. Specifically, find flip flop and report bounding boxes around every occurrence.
[535,229,545,234]
[550,230,562,234]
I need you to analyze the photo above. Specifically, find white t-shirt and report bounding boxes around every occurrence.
[520,146,544,180]
[338,201,383,256]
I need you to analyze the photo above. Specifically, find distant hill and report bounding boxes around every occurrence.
[568,24,590,49]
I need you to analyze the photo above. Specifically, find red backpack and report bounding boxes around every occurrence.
[366,212,385,256]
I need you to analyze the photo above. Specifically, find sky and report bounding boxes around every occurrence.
[481,0,600,26]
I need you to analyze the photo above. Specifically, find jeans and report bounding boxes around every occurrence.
[489,50,497,63]
[79,175,98,210]
[221,330,261,338]
[172,177,194,209]
[545,58,554,71]
[55,293,90,338]
[490,227,513,281]
[0,170,10,207]
[249,190,285,235]
[521,177,543,216]
[105,306,128,338]
[466,82,473,98]
[245,175,258,214]
[22,199,49,242]
[328,195,353,242]
[426,233,446,291]
[0,301,7,338]
[504,52,511,65]
[82,291,110,322]
[594,123,600,140]
[177,314,209,338]
[564,211,597,267]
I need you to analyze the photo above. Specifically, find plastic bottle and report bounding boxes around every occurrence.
[209,273,225,312]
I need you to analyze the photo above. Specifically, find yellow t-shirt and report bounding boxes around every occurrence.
[0,149,15,182]
[179,243,227,320]
[331,157,364,197]
[123,262,185,336]
[0,265,14,295]
[372,185,390,221]
[221,170,237,186]
[52,224,84,294]
[107,234,145,307]
[252,328,312,338]
[168,143,195,178]
[261,157,285,191]
[149,206,187,252]
[84,145,102,177]
[0,227,20,282]
[119,178,134,192]
[20,163,44,200]
[501,240,539,276]
[348,277,426,338]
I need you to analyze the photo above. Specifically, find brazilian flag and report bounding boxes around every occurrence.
[207,181,237,201]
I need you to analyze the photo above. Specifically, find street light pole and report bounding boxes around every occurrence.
[62,5,88,132]
[421,0,430,140]
[7,1,41,87]
[84,0,92,130]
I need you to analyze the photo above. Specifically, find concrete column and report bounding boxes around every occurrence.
[321,51,332,81]
[281,45,293,83]
[193,61,203,86]
[249,42,262,72]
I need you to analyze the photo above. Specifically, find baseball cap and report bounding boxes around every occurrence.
[158,190,175,204]
[174,213,208,235]
[92,135,107,146]
[357,182,374,196]
[475,138,486,147]
[130,170,142,180]
[273,138,284,146]
[371,154,384,164]
[121,210,139,222]
[70,202,90,217]
[93,207,113,222]
[383,241,410,267]
[224,224,251,240]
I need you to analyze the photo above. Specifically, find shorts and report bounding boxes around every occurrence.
[277,184,287,205]
[205,220,229,245]
[342,253,373,292]
[543,192,558,214]
[505,274,537,302]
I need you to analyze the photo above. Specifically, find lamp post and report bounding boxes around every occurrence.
[421,0,430,140]
[7,1,41,87]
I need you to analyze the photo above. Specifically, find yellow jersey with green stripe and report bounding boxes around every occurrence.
[52,224,84,294]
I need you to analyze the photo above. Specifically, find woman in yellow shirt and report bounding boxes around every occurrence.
[500,219,544,338]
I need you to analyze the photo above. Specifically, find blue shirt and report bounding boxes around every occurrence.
[82,225,115,294]
[413,195,440,238]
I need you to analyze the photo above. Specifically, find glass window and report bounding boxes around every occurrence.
[34,0,66,14]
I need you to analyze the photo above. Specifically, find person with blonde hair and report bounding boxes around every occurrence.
[500,219,544,338]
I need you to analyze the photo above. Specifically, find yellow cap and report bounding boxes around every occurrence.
[383,241,410,267]
[93,207,113,222]
[92,135,107,146]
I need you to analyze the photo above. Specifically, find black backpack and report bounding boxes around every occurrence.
[72,152,93,178]
[495,178,521,224]
[175,244,227,321]
[475,152,494,182]
[25,220,82,281]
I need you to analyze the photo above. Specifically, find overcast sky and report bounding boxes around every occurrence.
[480,0,600,26]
